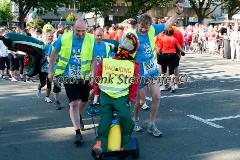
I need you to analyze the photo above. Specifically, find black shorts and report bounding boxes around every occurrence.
[39,71,52,89]
[8,54,19,71]
[0,57,10,70]
[158,53,179,75]
[53,82,61,93]
[64,81,90,103]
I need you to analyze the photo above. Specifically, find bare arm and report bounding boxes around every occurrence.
[164,3,183,30]
[176,45,185,55]
[48,47,58,80]
[91,57,97,80]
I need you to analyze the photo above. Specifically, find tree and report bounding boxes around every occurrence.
[0,0,13,26]
[26,18,44,28]
[76,0,116,24]
[188,0,226,23]
[124,0,170,18]
[224,0,240,20]
[66,12,76,22]
[10,0,70,28]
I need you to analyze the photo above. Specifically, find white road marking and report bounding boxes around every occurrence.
[145,88,240,101]
[187,115,224,129]
[206,115,240,122]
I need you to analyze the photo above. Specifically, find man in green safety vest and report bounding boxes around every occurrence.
[92,32,140,154]
[49,19,97,145]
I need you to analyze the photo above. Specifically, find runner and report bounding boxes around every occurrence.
[49,19,97,145]
[36,30,54,103]
[129,3,184,137]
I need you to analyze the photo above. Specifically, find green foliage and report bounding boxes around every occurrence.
[188,0,226,23]
[10,0,71,28]
[224,0,240,19]
[76,0,117,16]
[66,12,76,22]
[124,0,170,18]
[0,0,13,26]
[26,18,44,28]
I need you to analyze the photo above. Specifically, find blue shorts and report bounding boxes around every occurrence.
[138,72,158,89]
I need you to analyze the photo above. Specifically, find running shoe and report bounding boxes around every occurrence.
[45,97,52,103]
[141,102,150,110]
[147,123,163,137]
[133,120,143,132]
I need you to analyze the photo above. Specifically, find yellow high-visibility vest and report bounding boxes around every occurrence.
[99,58,134,98]
[130,26,156,59]
[55,32,94,80]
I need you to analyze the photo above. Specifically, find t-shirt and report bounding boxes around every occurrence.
[134,24,165,76]
[53,34,89,78]
[93,41,113,66]
[0,40,8,57]
[40,43,53,73]
[173,29,184,47]
[157,35,180,53]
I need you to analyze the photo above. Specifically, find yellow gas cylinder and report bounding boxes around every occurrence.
[107,118,121,151]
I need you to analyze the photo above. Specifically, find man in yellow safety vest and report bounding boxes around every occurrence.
[49,19,97,145]
[92,32,140,154]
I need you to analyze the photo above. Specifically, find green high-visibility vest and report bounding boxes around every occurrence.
[99,58,134,98]
[105,43,110,58]
[55,32,94,80]
[130,26,156,59]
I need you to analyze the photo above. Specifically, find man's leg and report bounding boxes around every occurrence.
[45,77,52,103]
[133,87,145,132]
[78,81,91,131]
[64,84,83,144]
[115,95,134,150]
[147,83,162,137]
[93,92,113,153]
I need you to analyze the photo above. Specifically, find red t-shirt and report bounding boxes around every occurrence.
[173,29,184,47]
[156,34,180,54]
[104,32,111,39]
[114,29,124,42]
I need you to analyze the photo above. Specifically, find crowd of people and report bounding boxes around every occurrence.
[0,2,239,156]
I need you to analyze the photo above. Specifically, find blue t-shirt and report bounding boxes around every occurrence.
[93,41,114,66]
[53,34,85,78]
[122,24,165,77]
[40,43,52,73]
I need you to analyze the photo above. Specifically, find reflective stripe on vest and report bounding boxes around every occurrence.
[55,32,94,80]
[105,43,110,58]
[99,58,134,98]
[130,26,156,59]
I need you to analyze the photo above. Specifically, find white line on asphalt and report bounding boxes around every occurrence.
[145,89,240,101]
[206,115,240,122]
[187,115,224,129]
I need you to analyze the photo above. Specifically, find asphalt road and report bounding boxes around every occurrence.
[0,53,240,160]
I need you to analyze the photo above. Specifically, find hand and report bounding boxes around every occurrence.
[48,72,54,81]
[128,101,132,106]
[13,54,17,59]
[89,78,94,87]
[175,3,184,15]
[40,57,46,63]
[181,52,185,56]
[93,95,99,104]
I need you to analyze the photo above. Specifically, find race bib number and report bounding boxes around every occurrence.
[69,65,81,78]
[41,63,49,73]
[143,59,157,75]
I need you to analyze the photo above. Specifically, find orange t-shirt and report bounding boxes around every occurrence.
[104,32,111,39]
[114,29,124,42]
[156,34,180,54]
[109,30,117,40]
[173,29,184,47]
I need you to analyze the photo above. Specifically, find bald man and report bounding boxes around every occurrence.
[93,28,112,66]
[49,18,97,145]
